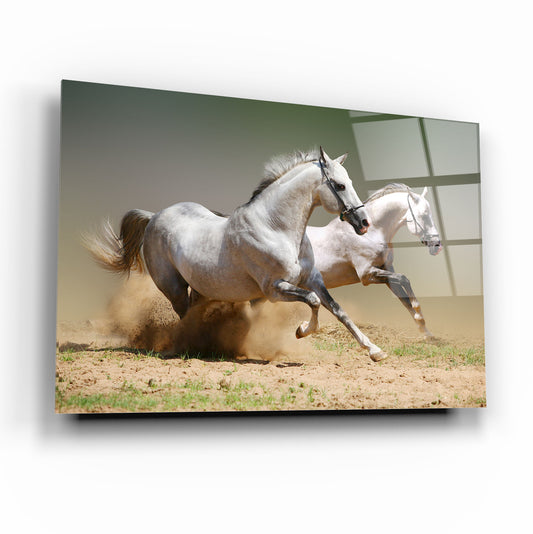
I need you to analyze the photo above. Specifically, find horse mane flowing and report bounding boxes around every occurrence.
[365,182,414,203]
[246,149,319,204]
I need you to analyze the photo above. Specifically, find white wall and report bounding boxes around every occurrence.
[2,1,532,533]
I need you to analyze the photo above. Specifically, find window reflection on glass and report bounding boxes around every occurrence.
[424,119,479,176]
[437,184,481,240]
[352,119,428,180]
[392,246,452,297]
[448,245,483,296]
[349,110,380,118]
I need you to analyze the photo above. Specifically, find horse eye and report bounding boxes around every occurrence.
[335,183,345,191]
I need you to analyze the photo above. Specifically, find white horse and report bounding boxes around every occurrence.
[307,183,442,338]
[86,148,389,361]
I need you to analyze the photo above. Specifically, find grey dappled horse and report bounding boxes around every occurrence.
[86,148,388,361]
[307,183,442,338]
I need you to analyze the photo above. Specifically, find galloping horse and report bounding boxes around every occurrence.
[307,183,442,338]
[86,148,388,361]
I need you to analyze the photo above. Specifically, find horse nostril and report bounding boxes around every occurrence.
[362,218,369,228]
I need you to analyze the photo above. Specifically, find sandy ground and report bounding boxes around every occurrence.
[56,301,486,413]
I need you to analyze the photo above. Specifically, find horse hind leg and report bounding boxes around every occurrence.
[362,266,434,339]
[189,288,207,308]
[389,282,433,338]
[383,271,434,338]
[147,261,190,319]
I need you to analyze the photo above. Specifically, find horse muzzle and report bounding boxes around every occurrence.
[342,207,370,236]
[423,237,442,256]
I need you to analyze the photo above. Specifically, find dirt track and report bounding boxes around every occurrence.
[56,314,486,413]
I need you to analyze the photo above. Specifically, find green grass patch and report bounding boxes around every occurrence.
[312,338,358,358]
[55,377,314,413]
[183,379,206,392]
[57,392,160,412]
[467,395,487,407]
[169,350,234,362]
[392,342,484,367]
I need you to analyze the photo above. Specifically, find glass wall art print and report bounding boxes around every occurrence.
[56,80,485,413]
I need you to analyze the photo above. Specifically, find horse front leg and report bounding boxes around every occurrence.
[267,279,321,339]
[304,270,387,362]
[361,266,433,338]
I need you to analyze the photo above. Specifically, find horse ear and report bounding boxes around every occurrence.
[335,153,348,166]
[319,146,331,165]
[421,186,428,198]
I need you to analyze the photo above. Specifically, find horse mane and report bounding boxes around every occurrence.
[365,183,415,204]
[245,149,319,204]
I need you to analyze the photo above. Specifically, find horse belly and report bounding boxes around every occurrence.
[320,261,360,289]
[173,236,263,301]
[188,269,263,301]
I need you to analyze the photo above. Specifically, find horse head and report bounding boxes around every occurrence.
[317,147,370,236]
[405,187,442,255]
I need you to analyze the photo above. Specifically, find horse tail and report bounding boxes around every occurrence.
[83,209,154,275]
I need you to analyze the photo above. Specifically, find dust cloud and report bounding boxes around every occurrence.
[93,273,483,361]
[104,275,313,360]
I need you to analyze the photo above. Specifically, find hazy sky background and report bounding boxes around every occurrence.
[59,80,483,335]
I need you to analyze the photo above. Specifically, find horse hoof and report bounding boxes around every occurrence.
[370,351,388,362]
[295,321,309,339]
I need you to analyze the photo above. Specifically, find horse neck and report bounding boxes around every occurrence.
[258,163,321,240]
[367,192,409,241]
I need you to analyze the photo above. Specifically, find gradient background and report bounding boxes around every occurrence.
[59,80,483,336]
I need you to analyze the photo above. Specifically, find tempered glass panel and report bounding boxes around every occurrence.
[353,119,428,181]
[437,184,481,240]
[392,246,452,297]
[448,245,483,296]
[424,119,479,175]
